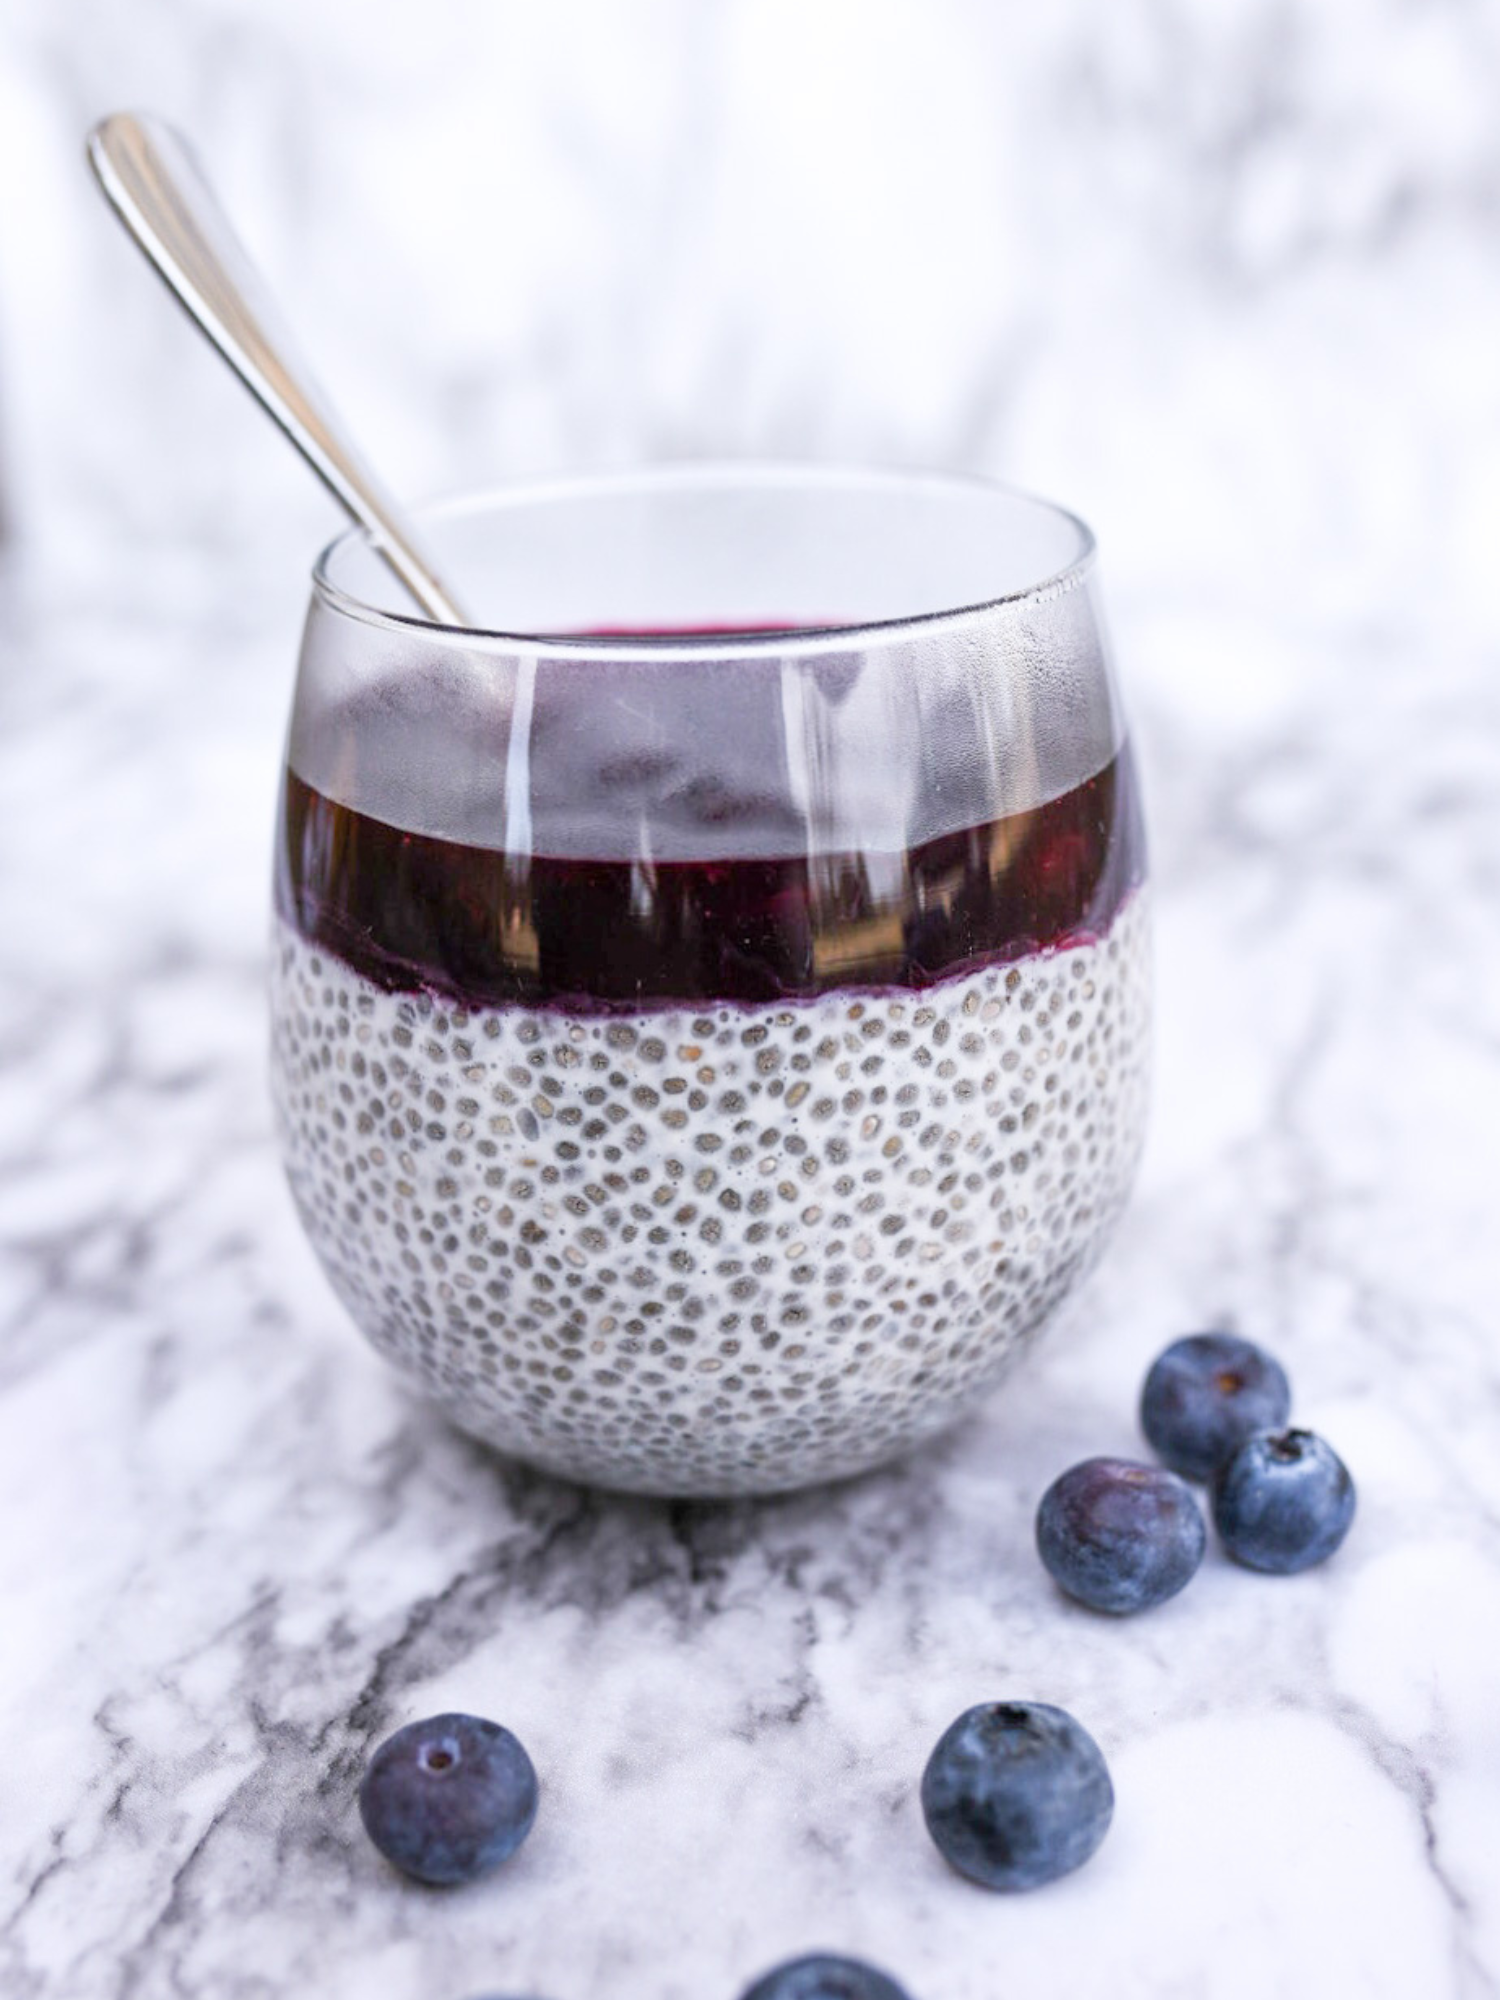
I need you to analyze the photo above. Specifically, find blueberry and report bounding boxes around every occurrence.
[1140,1332,1292,1481]
[1213,1428,1356,1574]
[1036,1456,1205,1613]
[738,1956,913,2000]
[920,1700,1113,1891]
[358,1712,538,1886]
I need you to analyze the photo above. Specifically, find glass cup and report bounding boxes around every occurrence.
[270,465,1150,1496]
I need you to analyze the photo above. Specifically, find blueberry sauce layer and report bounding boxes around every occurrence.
[274,749,1144,1012]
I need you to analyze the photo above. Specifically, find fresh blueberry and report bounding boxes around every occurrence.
[738,1956,913,2000]
[920,1700,1113,1891]
[1036,1456,1205,1613]
[1140,1332,1292,1481]
[1213,1428,1356,1574]
[358,1712,538,1886]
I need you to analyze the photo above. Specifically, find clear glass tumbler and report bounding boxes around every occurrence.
[270,466,1150,1495]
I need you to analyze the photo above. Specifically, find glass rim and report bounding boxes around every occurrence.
[310,460,1098,655]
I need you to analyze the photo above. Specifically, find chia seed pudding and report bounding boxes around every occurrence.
[271,739,1149,1495]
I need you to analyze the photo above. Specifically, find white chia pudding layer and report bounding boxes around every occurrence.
[270,894,1150,1495]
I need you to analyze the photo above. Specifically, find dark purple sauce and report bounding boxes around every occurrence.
[275,748,1144,1012]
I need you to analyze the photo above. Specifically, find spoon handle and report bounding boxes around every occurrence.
[86,111,467,625]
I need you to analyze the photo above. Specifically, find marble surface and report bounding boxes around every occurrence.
[3,1,1500,1995]
[4,568,1500,2000]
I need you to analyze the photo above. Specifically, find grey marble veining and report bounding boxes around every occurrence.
[4,0,1500,1994]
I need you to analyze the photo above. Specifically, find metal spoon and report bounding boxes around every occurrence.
[86,110,467,625]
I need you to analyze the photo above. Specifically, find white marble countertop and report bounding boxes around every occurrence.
[3,546,1499,2000]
